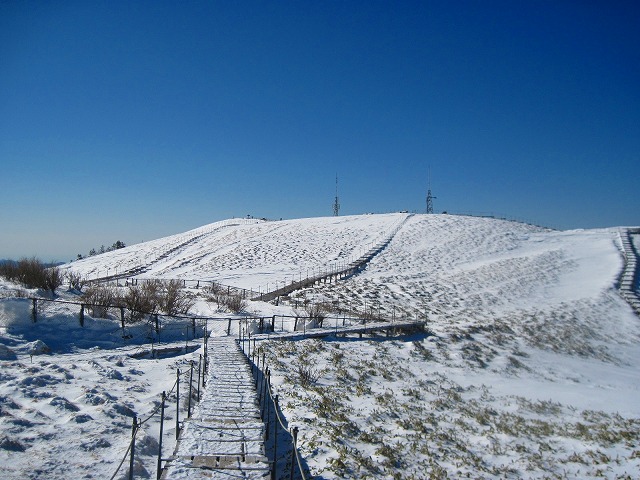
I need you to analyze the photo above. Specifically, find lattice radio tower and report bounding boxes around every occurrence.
[333,174,340,216]
[426,167,436,214]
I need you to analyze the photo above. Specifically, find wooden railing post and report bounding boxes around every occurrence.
[175,368,180,439]
[272,394,279,480]
[187,361,194,418]
[129,415,137,480]
[197,354,202,402]
[289,426,299,480]
[157,392,166,480]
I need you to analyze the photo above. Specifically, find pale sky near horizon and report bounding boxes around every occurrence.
[1,1,639,261]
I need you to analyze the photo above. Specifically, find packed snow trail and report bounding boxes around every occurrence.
[162,337,269,479]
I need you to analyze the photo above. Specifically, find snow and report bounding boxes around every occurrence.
[2,213,640,478]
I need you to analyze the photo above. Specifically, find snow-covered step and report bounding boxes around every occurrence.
[162,337,270,479]
[618,228,640,316]
[164,456,269,479]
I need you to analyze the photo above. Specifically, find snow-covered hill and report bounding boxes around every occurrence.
[2,213,639,479]
[61,214,407,290]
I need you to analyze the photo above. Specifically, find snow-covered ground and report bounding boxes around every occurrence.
[2,213,639,479]
[60,214,406,291]
[0,303,203,479]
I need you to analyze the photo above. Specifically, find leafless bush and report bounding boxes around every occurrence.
[304,301,329,327]
[81,284,117,318]
[220,292,247,314]
[81,279,194,320]
[121,280,162,322]
[65,271,85,291]
[17,257,46,290]
[296,363,322,388]
[0,258,62,294]
[204,281,226,303]
[44,267,63,294]
[0,261,18,282]
[160,279,195,316]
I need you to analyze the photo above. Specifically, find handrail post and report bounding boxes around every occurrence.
[187,361,194,418]
[272,394,279,480]
[157,392,166,480]
[129,415,137,480]
[175,368,180,439]
[252,339,256,364]
[262,368,270,420]
[265,369,271,438]
[289,426,299,480]
[197,354,202,402]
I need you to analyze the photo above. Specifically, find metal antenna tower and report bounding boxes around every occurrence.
[426,167,436,214]
[333,174,340,216]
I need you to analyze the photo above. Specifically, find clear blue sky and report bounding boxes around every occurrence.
[1,1,638,261]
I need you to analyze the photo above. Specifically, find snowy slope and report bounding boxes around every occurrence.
[61,214,406,290]
[261,216,640,478]
[2,213,639,479]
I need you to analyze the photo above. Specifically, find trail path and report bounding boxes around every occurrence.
[162,337,270,479]
[619,227,640,314]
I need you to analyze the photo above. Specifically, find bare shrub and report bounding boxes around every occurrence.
[17,257,47,290]
[1,258,63,294]
[66,271,85,291]
[44,267,63,294]
[160,280,195,316]
[121,281,161,322]
[209,281,225,295]
[220,293,247,314]
[204,281,226,304]
[81,284,117,318]
[296,363,322,388]
[304,301,329,328]
[0,261,18,283]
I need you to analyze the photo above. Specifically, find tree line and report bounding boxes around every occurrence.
[76,240,126,260]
